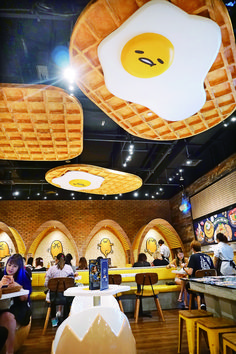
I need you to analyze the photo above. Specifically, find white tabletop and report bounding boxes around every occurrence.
[64,284,130,297]
[0,289,29,300]
[171,269,186,275]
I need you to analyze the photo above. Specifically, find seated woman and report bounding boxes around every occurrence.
[33,257,46,272]
[78,257,88,270]
[0,254,32,354]
[133,253,150,267]
[167,248,188,307]
[151,251,169,266]
[45,253,74,327]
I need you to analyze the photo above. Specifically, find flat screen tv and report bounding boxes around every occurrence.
[193,203,236,246]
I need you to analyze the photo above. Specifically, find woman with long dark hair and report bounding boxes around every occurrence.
[45,253,74,327]
[0,254,32,354]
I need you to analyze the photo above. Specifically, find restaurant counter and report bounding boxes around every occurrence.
[189,275,236,321]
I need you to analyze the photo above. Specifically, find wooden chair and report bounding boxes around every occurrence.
[42,277,75,335]
[188,269,217,310]
[134,273,165,323]
[108,274,124,312]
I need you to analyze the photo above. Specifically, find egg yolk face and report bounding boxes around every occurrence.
[69,179,91,188]
[121,33,174,78]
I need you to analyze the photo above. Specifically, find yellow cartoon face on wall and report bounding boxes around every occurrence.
[98,238,114,257]
[0,241,10,260]
[50,240,63,259]
[145,237,157,256]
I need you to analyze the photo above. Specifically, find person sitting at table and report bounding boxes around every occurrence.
[78,256,88,270]
[33,257,46,272]
[0,254,32,354]
[183,240,214,309]
[65,253,77,272]
[167,248,189,307]
[133,253,150,267]
[45,253,74,327]
[213,232,236,276]
[151,251,169,266]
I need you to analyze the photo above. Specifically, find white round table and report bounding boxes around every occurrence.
[64,284,130,315]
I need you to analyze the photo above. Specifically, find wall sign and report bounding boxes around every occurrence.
[193,205,236,245]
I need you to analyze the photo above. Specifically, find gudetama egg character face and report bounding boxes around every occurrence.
[121,33,174,78]
[98,238,114,257]
[69,179,91,188]
[146,237,157,255]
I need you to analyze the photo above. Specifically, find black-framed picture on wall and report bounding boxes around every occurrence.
[193,204,236,246]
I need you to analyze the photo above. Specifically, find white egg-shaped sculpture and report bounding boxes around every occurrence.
[52,306,136,354]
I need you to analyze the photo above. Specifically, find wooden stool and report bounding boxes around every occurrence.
[178,309,213,354]
[222,333,236,354]
[196,317,236,354]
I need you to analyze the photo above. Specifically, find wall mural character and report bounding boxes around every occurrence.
[145,237,158,256]
[0,241,10,260]
[97,238,114,257]
[50,240,63,259]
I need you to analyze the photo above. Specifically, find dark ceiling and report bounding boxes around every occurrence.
[0,0,236,201]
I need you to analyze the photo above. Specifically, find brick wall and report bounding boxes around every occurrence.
[0,199,171,253]
[170,153,236,253]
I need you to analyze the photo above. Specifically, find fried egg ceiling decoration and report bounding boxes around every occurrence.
[45,164,143,195]
[98,0,221,122]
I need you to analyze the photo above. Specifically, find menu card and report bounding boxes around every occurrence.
[89,258,108,291]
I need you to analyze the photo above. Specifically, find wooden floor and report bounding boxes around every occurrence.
[17,309,211,354]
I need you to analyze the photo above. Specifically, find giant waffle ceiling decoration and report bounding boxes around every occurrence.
[45,164,143,195]
[69,0,236,140]
[0,84,83,160]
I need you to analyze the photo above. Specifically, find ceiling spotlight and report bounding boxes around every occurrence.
[89,196,92,199]
[156,191,159,195]
[186,159,192,165]
[145,193,149,197]
[133,192,138,197]
[13,191,19,196]
[72,197,75,200]
[129,144,134,150]
[119,194,122,196]
[180,176,184,181]
[179,169,183,173]
[101,120,105,126]
[123,163,127,167]
[56,193,58,196]
[231,116,236,122]
[0,197,2,199]
[159,188,163,191]
[115,196,118,199]
[37,193,40,196]
[151,195,155,198]
[169,177,173,181]
[71,193,74,196]
[69,85,74,91]
[224,123,228,127]
[63,67,75,82]
[44,196,47,199]
[126,155,132,161]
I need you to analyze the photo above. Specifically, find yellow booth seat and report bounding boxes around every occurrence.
[75,266,180,295]
[30,266,180,301]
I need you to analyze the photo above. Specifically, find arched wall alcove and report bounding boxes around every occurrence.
[0,222,25,261]
[132,218,184,264]
[26,220,79,267]
[82,220,134,267]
